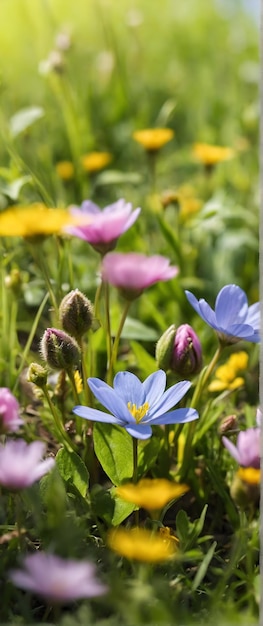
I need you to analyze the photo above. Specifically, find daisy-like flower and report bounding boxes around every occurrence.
[10,552,107,604]
[0,388,23,434]
[208,351,248,392]
[0,204,80,238]
[66,198,140,254]
[192,143,235,167]
[80,151,112,173]
[73,370,198,440]
[132,128,174,152]
[185,284,260,345]
[116,478,189,512]
[0,439,55,490]
[101,252,179,299]
[107,527,178,562]
[222,428,260,469]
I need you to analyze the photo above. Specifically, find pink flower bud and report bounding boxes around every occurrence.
[171,324,202,376]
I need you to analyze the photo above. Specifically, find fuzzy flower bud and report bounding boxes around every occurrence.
[156,324,202,376]
[59,289,94,340]
[27,363,48,389]
[218,414,238,435]
[40,328,80,371]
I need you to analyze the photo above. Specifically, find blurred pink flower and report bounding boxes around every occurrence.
[0,440,55,490]
[10,552,108,604]
[66,198,141,254]
[222,428,260,469]
[0,388,23,433]
[101,252,179,299]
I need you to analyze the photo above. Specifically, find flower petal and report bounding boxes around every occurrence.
[197,300,217,328]
[113,371,144,407]
[151,407,198,425]
[73,406,122,425]
[125,424,152,440]
[215,285,248,327]
[246,302,260,328]
[142,370,167,407]
[222,437,241,463]
[88,380,132,421]
[147,381,191,419]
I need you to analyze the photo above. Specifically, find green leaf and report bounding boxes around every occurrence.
[96,169,142,186]
[138,436,162,477]
[110,488,137,525]
[93,423,133,486]
[0,175,31,200]
[112,317,159,341]
[56,448,89,498]
[9,106,45,137]
[191,541,217,591]
[157,215,182,263]
[130,341,157,379]
[90,485,136,525]
[176,509,190,543]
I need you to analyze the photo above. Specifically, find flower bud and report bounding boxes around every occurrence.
[156,325,177,371]
[156,324,202,376]
[40,328,80,371]
[218,414,238,435]
[59,289,94,340]
[27,363,48,388]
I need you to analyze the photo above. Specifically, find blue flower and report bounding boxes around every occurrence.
[73,370,198,440]
[185,284,260,344]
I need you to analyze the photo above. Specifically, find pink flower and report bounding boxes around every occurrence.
[0,439,55,490]
[101,252,179,299]
[172,324,202,376]
[66,198,141,254]
[10,552,107,604]
[222,428,260,469]
[0,388,23,433]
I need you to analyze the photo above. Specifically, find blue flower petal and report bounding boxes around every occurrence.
[215,285,248,327]
[197,300,217,328]
[185,290,202,315]
[113,371,144,406]
[146,381,191,420]
[125,423,152,440]
[142,370,166,407]
[88,382,132,422]
[246,302,260,328]
[151,407,199,425]
[73,406,121,424]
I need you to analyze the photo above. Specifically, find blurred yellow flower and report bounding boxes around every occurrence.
[132,128,174,152]
[55,160,74,180]
[107,527,178,562]
[208,351,248,392]
[237,467,261,486]
[192,143,235,166]
[0,204,83,238]
[161,186,202,220]
[116,478,189,512]
[81,152,112,172]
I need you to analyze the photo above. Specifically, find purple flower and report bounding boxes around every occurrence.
[171,324,202,376]
[73,370,198,440]
[185,284,260,344]
[0,388,23,433]
[66,198,141,254]
[10,552,107,604]
[0,439,55,489]
[222,428,260,468]
[101,252,179,299]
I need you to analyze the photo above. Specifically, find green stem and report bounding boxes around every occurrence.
[94,279,103,320]
[103,280,112,373]
[132,438,139,526]
[191,344,224,410]
[80,337,93,407]
[107,299,131,385]
[27,242,59,320]
[42,385,76,452]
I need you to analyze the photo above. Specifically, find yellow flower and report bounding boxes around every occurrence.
[55,161,74,181]
[132,128,174,152]
[192,143,235,166]
[237,467,261,486]
[208,351,248,392]
[0,204,84,238]
[80,152,112,173]
[107,527,178,562]
[116,478,189,512]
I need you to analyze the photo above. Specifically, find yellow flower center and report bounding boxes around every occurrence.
[127,401,149,423]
